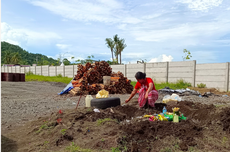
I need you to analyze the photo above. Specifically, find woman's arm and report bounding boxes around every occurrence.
[125,88,138,103]
[146,83,153,94]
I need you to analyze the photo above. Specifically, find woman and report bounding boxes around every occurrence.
[125,72,158,108]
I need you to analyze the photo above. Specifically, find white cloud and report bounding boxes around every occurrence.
[56,44,71,50]
[177,0,223,11]
[1,22,28,46]
[26,0,142,24]
[1,22,61,47]
[149,54,173,62]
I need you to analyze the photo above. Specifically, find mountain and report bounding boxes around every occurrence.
[1,41,59,66]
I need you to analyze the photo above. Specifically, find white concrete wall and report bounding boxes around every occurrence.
[36,66,42,75]
[49,66,56,76]
[196,63,227,91]
[146,62,167,83]
[42,66,49,76]
[168,61,195,86]
[127,64,145,81]
[57,66,64,76]
[110,65,125,74]
[29,66,35,74]
[65,65,74,78]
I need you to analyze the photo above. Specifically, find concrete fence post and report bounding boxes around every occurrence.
[144,63,146,73]
[225,62,229,92]
[63,66,65,77]
[192,60,196,87]
[124,64,127,77]
[41,66,43,76]
[35,66,37,75]
[73,65,75,78]
[24,67,26,74]
[166,62,169,83]
[48,66,50,76]
[55,66,57,76]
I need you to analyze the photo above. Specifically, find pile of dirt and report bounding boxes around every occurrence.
[188,87,230,96]
[3,101,230,152]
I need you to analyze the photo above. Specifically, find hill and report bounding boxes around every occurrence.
[1,41,59,66]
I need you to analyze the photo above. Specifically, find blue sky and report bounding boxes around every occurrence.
[1,0,230,64]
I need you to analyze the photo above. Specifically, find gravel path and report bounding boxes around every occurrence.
[2,81,230,134]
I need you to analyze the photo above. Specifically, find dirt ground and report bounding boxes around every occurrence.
[1,81,230,152]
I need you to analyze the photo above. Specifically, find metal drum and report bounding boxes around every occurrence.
[20,73,25,82]
[6,73,14,81]
[13,73,20,82]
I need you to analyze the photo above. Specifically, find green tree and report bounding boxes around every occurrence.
[182,49,192,61]
[63,58,71,65]
[113,34,120,64]
[3,50,12,64]
[117,38,127,64]
[11,52,21,64]
[105,38,115,62]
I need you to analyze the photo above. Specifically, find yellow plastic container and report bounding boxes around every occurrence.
[173,114,179,123]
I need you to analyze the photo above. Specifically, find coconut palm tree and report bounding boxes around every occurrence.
[105,38,115,62]
[113,34,120,64]
[117,39,127,64]
[3,50,12,64]
[11,52,21,64]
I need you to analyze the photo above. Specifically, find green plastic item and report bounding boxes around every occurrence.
[164,114,173,121]
[164,114,187,121]
[179,114,187,121]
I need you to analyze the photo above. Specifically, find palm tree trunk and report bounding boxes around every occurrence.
[119,52,121,64]
[111,49,114,61]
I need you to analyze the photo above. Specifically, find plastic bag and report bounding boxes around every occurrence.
[162,93,182,103]
[96,89,109,98]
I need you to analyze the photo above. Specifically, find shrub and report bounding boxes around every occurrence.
[197,83,206,88]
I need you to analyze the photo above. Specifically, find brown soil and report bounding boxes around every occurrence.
[2,81,230,152]
[188,87,230,96]
[3,100,230,152]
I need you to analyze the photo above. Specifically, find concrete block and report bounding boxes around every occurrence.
[168,67,193,72]
[146,67,167,73]
[146,62,167,68]
[127,64,144,69]
[196,63,226,70]
[196,69,225,76]
[36,67,41,75]
[168,78,193,84]
[169,61,194,67]
[195,81,225,91]
[196,75,225,82]
[169,73,193,78]
[146,72,167,78]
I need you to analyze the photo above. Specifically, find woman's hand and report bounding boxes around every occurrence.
[145,93,148,100]
[125,99,130,103]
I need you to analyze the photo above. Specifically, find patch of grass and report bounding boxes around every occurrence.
[131,79,192,90]
[26,74,72,84]
[36,121,54,134]
[197,83,206,88]
[160,147,172,152]
[65,142,92,152]
[61,129,67,135]
[111,147,120,152]
[97,118,118,125]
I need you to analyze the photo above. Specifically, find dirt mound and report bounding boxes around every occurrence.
[3,101,230,152]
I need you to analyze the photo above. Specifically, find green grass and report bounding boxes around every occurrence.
[26,73,72,84]
[131,79,192,90]
[65,142,92,152]
[97,118,118,125]
[25,73,191,90]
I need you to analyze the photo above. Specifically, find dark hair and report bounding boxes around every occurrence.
[135,72,146,79]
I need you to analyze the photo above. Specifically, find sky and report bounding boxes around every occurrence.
[1,0,230,64]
